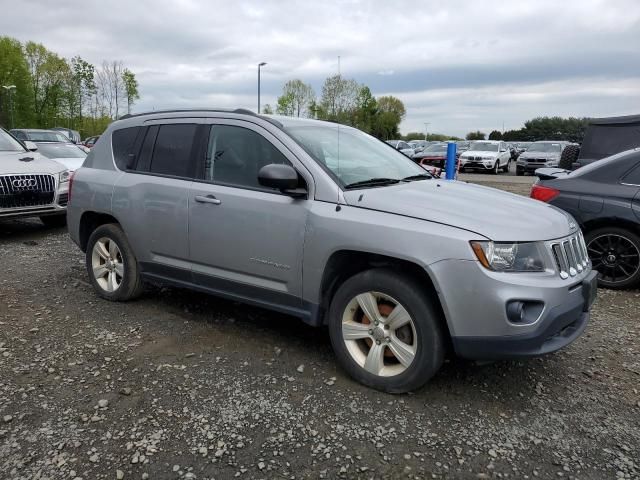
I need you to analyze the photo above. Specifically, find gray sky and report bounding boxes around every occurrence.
[1,0,639,136]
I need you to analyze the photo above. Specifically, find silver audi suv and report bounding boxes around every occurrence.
[67,109,597,392]
[0,127,70,227]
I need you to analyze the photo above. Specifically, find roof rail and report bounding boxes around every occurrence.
[118,108,259,120]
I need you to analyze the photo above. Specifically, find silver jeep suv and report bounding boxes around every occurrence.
[67,109,597,393]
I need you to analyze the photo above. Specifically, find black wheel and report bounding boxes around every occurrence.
[502,159,511,173]
[586,227,640,289]
[328,269,445,393]
[492,161,500,175]
[516,167,524,176]
[85,223,145,301]
[559,145,580,170]
[40,215,67,228]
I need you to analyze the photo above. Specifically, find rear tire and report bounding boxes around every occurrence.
[516,167,524,176]
[502,159,511,173]
[328,268,445,393]
[85,223,145,301]
[585,227,640,289]
[40,215,67,228]
[559,145,580,170]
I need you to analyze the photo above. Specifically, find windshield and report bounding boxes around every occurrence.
[528,142,562,153]
[422,144,447,154]
[285,124,426,188]
[27,131,70,142]
[470,142,499,152]
[36,143,87,159]
[0,129,26,152]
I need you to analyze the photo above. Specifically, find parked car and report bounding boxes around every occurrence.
[408,140,428,153]
[385,140,415,157]
[455,141,470,155]
[459,140,511,173]
[0,127,70,227]
[83,135,100,148]
[11,128,72,143]
[531,148,640,289]
[67,109,597,393]
[51,127,81,144]
[31,141,87,173]
[559,114,640,170]
[516,141,577,176]
[411,142,457,170]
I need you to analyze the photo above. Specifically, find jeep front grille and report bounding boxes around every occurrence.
[0,174,56,209]
[550,232,589,279]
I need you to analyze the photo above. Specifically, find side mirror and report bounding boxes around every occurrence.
[24,141,38,152]
[258,164,306,197]
[500,148,507,152]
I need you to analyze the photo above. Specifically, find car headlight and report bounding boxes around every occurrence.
[470,241,546,272]
[59,171,70,184]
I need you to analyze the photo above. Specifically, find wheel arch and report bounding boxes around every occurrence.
[78,211,121,252]
[582,217,640,237]
[316,250,452,347]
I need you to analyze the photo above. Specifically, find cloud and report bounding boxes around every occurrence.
[1,0,639,136]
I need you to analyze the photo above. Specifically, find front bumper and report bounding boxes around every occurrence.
[461,160,495,170]
[429,258,597,360]
[517,161,558,172]
[0,184,68,219]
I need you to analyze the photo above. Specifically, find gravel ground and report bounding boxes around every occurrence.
[1,179,639,480]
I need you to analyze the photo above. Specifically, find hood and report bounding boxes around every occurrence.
[0,151,67,174]
[47,157,85,172]
[343,180,572,241]
[462,150,498,157]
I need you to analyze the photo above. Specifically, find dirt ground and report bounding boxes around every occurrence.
[1,177,639,480]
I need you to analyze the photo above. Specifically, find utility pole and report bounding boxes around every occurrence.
[424,122,430,141]
[338,56,341,76]
[257,62,267,114]
[2,85,16,129]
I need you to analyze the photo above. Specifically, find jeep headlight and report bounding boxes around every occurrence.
[59,171,70,184]
[470,241,546,272]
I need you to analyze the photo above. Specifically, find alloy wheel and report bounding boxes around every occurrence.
[91,237,124,292]
[341,291,417,377]
[587,234,640,285]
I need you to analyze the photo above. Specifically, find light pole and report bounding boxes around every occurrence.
[424,122,430,141]
[2,85,16,129]
[257,62,267,114]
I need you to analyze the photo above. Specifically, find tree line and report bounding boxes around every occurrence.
[0,36,140,137]
[467,117,592,143]
[264,76,408,140]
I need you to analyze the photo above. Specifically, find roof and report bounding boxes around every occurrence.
[590,114,640,125]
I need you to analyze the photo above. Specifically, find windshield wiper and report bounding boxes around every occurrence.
[344,178,401,189]
[401,173,431,182]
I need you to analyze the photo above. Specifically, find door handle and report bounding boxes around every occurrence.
[195,195,221,205]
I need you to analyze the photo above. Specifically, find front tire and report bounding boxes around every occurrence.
[328,269,445,393]
[492,161,500,175]
[85,223,144,301]
[516,167,524,176]
[585,227,640,289]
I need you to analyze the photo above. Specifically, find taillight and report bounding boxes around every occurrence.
[68,171,74,203]
[530,184,559,202]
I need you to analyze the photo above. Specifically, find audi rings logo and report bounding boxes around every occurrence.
[12,179,37,188]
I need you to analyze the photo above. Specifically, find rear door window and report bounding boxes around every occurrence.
[148,124,198,178]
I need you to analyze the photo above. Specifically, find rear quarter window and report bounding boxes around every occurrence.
[112,127,142,170]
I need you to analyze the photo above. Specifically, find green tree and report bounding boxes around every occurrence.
[262,104,274,114]
[122,68,139,115]
[466,131,486,140]
[0,36,34,128]
[276,79,315,117]
[276,91,295,116]
[371,95,405,140]
[319,74,360,122]
[488,130,503,140]
[351,86,378,133]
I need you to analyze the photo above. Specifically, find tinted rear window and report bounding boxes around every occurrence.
[112,127,142,170]
[149,124,197,177]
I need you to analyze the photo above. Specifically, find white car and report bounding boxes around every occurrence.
[31,141,87,173]
[459,140,511,174]
[385,140,415,157]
